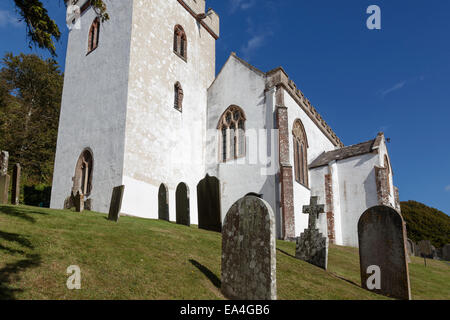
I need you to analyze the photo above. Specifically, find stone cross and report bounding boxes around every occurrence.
[303,196,325,230]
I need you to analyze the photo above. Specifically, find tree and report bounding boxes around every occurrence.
[0,53,64,184]
[13,0,109,56]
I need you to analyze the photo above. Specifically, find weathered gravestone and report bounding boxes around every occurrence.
[295,196,328,270]
[11,164,21,205]
[406,239,415,257]
[418,240,434,259]
[158,183,169,221]
[358,205,411,300]
[176,183,190,226]
[108,185,125,222]
[74,191,84,212]
[0,151,10,205]
[442,244,450,261]
[221,195,276,300]
[197,174,222,232]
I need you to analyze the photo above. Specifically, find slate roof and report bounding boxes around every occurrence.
[309,139,376,169]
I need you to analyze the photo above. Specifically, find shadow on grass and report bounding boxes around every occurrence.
[189,259,221,289]
[0,205,48,224]
[0,230,34,255]
[0,253,41,300]
[277,248,296,259]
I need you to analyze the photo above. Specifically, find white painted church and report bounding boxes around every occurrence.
[51,0,401,247]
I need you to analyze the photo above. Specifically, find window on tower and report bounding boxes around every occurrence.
[293,119,309,187]
[218,105,246,162]
[87,18,100,54]
[173,25,187,61]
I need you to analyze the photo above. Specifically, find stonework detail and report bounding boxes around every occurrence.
[324,173,335,243]
[295,196,328,270]
[358,205,411,300]
[394,187,401,213]
[276,96,295,240]
[375,166,390,206]
[221,196,277,300]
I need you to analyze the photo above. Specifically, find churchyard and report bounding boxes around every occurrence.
[0,204,448,300]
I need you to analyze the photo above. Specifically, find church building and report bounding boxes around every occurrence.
[51,0,400,248]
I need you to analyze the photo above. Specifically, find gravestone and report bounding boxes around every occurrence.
[442,244,450,261]
[74,191,84,212]
[418,240,434,259]
[158,183,169,221]
[0,151,10,205]
[176,183,190,226]
[197,174,222,232]
[108,185,125,222]
[11,164,21,205]
[406,239,415,257]
[221,195,276,300]
[358,205,411,300]
[295,196,328,270]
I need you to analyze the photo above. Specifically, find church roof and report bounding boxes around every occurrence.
[309,139,376,169]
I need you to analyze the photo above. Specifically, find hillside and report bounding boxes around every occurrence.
[401,201,450,248]
[0,205,449,300]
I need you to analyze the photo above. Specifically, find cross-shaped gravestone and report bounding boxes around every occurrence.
[302,196,325,230]
[296,196,328,270]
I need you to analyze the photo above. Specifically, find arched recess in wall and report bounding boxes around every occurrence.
[217,105,246,162]
[292,119,309,187]
[73,148,94,197]
[158,183,169,221]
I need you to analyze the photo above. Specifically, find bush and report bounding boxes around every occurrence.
[23,184,52,208]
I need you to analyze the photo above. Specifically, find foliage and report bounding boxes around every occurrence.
[401,200,450,248]
[0,205,449,300]
[0,53,63,185]
[12,0,109,56]
[23,184,52,207]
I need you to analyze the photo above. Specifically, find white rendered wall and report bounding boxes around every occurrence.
[120,0,217,222]
[206,55,279,232]
[284,91,337,237]
[51,0,133,213]
[336,152,379,247]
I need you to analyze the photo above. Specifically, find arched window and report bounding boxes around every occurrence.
[88,18,100,53]
[174,82,184,111]
[173,25,187,60]
[73,149,94,196]
[384,155,391,194]
[218,105,246,162]
[293,119,309,187]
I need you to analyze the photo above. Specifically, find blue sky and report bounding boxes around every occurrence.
[0,0,449,214]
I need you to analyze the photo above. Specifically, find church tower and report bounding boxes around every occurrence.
[51,0,219,221]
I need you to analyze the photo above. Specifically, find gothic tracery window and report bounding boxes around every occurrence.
[173,25,187,60]
[218,105,246,162]
[174,82,184,111]
[88,18,100,53]
[293,119,309,187]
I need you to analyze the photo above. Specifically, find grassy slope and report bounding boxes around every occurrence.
[0,205,448,300]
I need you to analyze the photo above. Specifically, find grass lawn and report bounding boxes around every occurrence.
[0,205,448,300]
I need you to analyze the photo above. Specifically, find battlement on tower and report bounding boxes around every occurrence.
[178,0,220,39]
